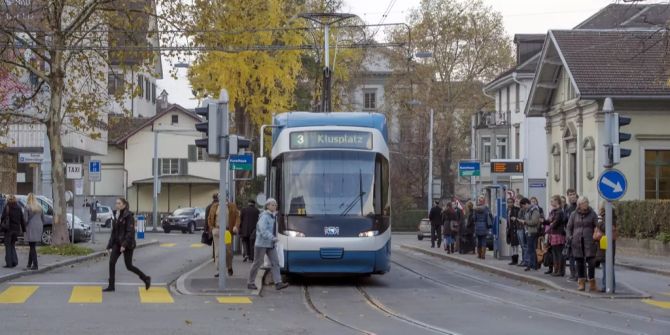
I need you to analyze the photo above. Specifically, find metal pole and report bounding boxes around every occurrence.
[428,108,434,213]
[471,115,476,201]
[152,131,158,232]
[603,97,615,294]
[91,181,95,243]
[218,89,230,290]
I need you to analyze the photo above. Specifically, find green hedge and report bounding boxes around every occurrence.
[617,200,670,241]
[393,210,427,232]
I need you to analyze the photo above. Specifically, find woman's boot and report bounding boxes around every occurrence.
[577,278,586,291]
[508,255,518,265]
[588,279,598,292]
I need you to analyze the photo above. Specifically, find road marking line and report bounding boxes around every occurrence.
[643,299,670,309]
[0,286,38,304]
[160,243,176,247]
[662,292,670,297]
[10,282,167,286]
[139,287,174,304]
[217,296,252,304]
[190,243,205,248]
[69,286,102,304]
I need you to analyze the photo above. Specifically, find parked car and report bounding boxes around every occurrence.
[417,218,430,241]
[67,213,91,243]
[0,195,55,245]
[96,205,114,227]
[161,207,206,234]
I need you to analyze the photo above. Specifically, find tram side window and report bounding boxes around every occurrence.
[374,155,390,216]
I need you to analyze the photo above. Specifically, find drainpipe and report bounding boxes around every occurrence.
[511,73,529,197]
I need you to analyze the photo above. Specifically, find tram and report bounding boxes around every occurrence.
[258,112,391,275]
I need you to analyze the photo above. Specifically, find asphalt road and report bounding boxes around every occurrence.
[0,233,668,335]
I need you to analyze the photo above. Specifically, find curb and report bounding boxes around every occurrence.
[616,262,670,278]
[401,244,651,300]
[174,259,260,297]
[0,240,159,284]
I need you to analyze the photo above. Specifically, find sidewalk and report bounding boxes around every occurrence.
[0,231,159,283]
[175,248,261,296]
[616,254,670,277]
[399,236,651,299]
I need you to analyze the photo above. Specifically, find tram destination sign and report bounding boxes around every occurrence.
[290,130,372,150]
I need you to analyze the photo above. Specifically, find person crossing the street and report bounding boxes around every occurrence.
[240,199,260,262]
[247,198,289,291]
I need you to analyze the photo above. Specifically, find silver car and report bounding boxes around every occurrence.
[96,205,114,227]
[417,218,431,241]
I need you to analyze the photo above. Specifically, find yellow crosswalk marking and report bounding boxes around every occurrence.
[642,299,670,309]
[139,287,174,304]
[160,243,176,247]
[190,243,205,248]
[69,286,102,304]
[0,286,38,304]
[217,296,252,304]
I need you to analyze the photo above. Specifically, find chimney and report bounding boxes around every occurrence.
[513,34,546,65]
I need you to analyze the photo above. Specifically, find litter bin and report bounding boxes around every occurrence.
[136,215,145,239]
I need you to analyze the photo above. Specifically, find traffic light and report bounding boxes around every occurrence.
[612,113,632,164]
[229,135,251,155]
[194,102,219,155]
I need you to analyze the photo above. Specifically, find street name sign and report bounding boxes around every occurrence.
[18,152,43,164]
[66,164,83,180]
[459,160,481,177]
[229,154,253,171]
[89,160,101,182]
[598,169,627,201]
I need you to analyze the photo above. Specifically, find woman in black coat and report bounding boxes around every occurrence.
[1,195,25,268]
[104,198,151,292]
[506,197,521,265]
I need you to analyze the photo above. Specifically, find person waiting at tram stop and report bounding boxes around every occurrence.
[442,202,459,254]
[428,200,443,249]
[518,197,541,271]
[247,198,289,291]
[566,196,599,292]
[506,197,521,266]
[472,196,492,260]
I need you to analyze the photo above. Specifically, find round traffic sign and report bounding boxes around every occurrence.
[597,169,627,201]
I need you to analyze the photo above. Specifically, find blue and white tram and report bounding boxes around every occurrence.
[266,112,391,275]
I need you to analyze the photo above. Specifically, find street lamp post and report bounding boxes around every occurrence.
[413,51,434,212]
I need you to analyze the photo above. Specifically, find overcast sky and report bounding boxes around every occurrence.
[156,0,619,109]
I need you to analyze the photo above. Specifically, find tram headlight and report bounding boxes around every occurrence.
[358,230,379,237]
[285,230,305,237]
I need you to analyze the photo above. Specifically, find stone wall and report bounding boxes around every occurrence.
[0,152,17,194]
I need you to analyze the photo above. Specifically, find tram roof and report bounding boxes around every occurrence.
[272,112,388,143]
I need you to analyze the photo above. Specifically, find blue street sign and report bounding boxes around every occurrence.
[89,160,101,173]
[229,154,253,171]
[597,169,627,201]
[459,160,481,177]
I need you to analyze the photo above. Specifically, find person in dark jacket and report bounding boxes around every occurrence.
[204,193,219,260]
[473,196,492,260]
[460,201,475,254]
[1,195,25,268]
[104,198,150,292]
[564,189,579,281]
[506,197,520,265]
[428,200,443,248]
[518,197,541,271]
[239,199,260,262]
[566,196,599,292]
[547,195,566,277]
[441,203,459,254]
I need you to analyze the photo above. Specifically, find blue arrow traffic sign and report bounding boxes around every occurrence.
[597,169,627,201]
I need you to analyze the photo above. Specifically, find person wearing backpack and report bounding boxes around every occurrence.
[473,196,492,260]
[518,198,541,271]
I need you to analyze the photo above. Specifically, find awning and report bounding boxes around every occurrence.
[132,175,219,185]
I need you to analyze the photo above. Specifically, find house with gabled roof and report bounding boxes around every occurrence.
[92,102,220,220]
[526,27,670,203]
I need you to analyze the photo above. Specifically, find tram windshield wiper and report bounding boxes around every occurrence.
[340,169,365,216]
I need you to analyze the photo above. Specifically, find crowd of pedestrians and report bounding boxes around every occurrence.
[430,188,617,293]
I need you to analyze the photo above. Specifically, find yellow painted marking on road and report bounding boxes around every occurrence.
[190,243,205,248]
[662,292,670,297]
[0,286,38,304]
[160,243,176,247]
[642,299,670,309]
[69,286,102,304]
[216,296,252,304]
[139,287,174,304]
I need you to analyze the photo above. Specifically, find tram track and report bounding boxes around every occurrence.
[389,256,647,335]
[302,284,376,335]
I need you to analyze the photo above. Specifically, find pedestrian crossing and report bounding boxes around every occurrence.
[0,285,252,305]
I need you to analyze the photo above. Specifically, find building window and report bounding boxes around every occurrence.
[515,126,520,159]
[108,72,124,96]
[551,144,561,182]
[145,78,150,100]
[515,83,520,113]
[645,150,670,199]
[152,83,157,104]
[137,75,144,97]
[482,137,491,163]
[171,114,178,125]
[496,136,507,159]
[506,86,510,113]
[364,90,376,110]
[161,158,180,175]
[197,147,205,161]
[583,137,595,180]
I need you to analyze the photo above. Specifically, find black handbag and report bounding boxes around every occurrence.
[201,230,213,246]
[562,238,572,258]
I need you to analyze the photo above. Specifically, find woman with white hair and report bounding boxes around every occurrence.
[566,196,599,292]
[247,198,289,291]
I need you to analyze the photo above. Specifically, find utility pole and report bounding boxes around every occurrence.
[218,89,230,290]
[152,131,159,232]
[603,97,615,294]
[471,115,476,201]
[428,108,434,212]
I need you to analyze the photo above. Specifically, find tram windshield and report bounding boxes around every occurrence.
[281,151,379,216]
